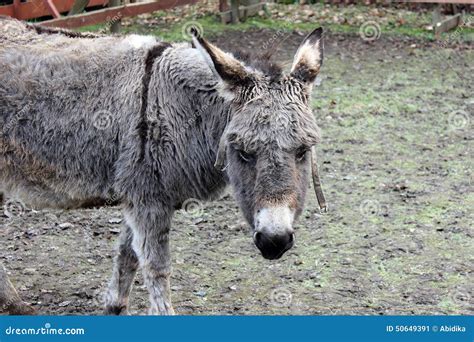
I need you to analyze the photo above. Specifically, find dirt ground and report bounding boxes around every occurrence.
[0,29,472,315]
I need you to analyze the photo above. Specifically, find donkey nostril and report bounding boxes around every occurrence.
[254,232,262,244]
[289,233,294,244]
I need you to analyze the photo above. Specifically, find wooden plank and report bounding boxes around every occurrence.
[432,3,442,24]
[40,0,198,29]
[0,0,108,20]
[395,0,474,3]
[0,5,14,18]
[44,0,61,18]
[435,12,462,36]
[219,2,265,24]
[109,0,121,33]
[230,0,240,23]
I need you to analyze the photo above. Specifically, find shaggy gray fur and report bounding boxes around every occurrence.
[0,17,324,315]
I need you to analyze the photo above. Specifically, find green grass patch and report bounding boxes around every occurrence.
[77,7,474,43]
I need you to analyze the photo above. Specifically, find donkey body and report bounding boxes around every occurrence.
[0,17,324,314]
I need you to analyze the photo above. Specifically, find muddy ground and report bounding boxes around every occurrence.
[0,29,472,315]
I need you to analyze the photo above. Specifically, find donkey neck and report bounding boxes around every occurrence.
[148,44,230,202]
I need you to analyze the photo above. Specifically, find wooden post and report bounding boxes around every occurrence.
[230,0,240,24]
[219,0,230,12]
[109,0,122,33]
[12,0,20,18]
[68,0,91,15]
[432,3,442,25]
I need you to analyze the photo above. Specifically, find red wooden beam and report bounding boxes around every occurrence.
[395,0,474,3]
[0,0,109,20]
[40,0,199,29]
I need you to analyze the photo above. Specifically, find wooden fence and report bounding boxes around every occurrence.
[0,0,198,28]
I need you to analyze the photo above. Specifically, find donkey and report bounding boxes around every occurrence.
[0,17,326,315]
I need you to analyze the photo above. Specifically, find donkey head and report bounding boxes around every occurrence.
[193,29,325,260]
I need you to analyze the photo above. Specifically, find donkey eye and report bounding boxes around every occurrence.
[296,147,309,162]
[238,150,256,163]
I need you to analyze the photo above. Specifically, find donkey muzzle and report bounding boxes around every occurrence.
[254,231,295,260]
[253,206,295,260]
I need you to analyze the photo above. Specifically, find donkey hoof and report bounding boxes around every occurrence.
[104,305,128,316]
[8,301,36,315]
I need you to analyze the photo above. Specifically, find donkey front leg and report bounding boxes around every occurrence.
[125,206,174,315]
[0,264,35,315]
[104,223,139,315]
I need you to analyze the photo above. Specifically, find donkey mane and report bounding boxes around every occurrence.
[232,50,283,82]
[20,17,283,83]
[27,23,101,39]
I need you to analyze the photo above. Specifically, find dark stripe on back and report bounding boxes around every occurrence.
[138,42,172,160]
[28,23,101,39]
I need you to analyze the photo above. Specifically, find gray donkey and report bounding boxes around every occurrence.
[0,17,326,315]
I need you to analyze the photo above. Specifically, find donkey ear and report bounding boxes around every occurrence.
[290,28,324,88]
[191,29,253,89]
